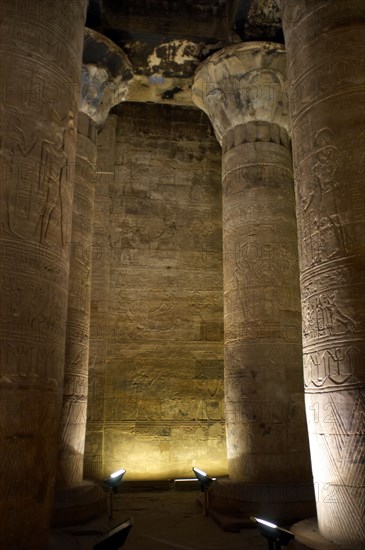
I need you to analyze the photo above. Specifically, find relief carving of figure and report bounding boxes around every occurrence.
[303,301,316,339]
[0,105,38,162]
[1,106,39,236]
[118,209,177,250]
[307,292,358,340]
[322,293,358,334]
[35,113,74,246]
[299,128,352,266]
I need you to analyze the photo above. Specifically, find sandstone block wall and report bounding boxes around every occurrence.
[85,103,226,480]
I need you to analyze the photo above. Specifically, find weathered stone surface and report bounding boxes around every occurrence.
[242,0,282,40]
[85,0,284,106]
[192,42,290,144]
[280,1,365,547]
[209,477,315,525]
[124,39,224,106]
[57,29,134,506]
[84,115,117,480]
[81,29,133,127]
[192,42,312,486]
[85,103,226,479]
[0,1,87,547]
[222,138,311,483]
[57,112,97,491]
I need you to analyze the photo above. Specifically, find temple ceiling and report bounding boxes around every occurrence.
[86,0,282,106]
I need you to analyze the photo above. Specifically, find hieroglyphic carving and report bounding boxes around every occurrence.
[193,357,224,421]
[304,345,362,389]
[87,118,115,464]
[1,110,75,248]
[0,1,87,545]
[199,319,224,341]
[83,454,103,479]
[231,240,297,290]
[297,128,358,272]
[35,122,74,246]
[113,207,178,250]
[225,394,305,426]
[57,29,133,491]
[302,290,358,342]
[56,119,96,490]
[193,41,311,484]
[86,102,224,479]
[281,0,365,544]
[0,342,66,389]
[113,299,175,340]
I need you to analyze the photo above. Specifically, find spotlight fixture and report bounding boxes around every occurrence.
[103,469,126,520]
[104,469,126,493]
[93,518,133,549]
[192,467,215,491]
[250,516,295,550]
[192,467,216,516]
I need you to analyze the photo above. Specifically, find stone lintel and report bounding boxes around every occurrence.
[192,41,289,145]
[81,28,133,127]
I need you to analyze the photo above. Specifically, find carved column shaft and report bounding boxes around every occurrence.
[222,124,308,482]
[56,29,132,497]
[0,1,87,547]
[280,1,365,546]
[193,42,312,484]
[84,114,117,480]
[57,112,97,488]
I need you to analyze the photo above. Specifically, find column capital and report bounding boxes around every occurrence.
[192,42,289,146]
[80,28,133,128]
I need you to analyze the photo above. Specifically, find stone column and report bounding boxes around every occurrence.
[84,114,117,481]
[0,1,87,548]
[53,29,132,525]
[192,42,313,521]
[278,1,365,547]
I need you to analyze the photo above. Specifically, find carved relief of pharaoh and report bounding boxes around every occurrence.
[301,128,352,264]
[35,113,75,247]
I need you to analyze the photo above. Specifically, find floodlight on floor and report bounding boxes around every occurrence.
[104,469,126,492]
[93,518,133,550]
[192,467,216,516]
[192,467,215,490]
[250,516,295,550]
[103,469,126,519]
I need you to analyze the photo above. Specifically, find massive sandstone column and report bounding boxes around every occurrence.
[0,1,87,548]
[192,42,312,517]
[54,29,132,523]
[83,113,117,480]
[278,1,365,547]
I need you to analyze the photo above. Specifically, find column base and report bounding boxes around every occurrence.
[207,477,316,532]
[52,481,107,527]
[289,518,363,550]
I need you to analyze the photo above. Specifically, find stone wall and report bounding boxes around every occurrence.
[85,102,226,480]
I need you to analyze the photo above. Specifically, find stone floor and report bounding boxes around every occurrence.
[50,487,361,550]
[50,489,268,549]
